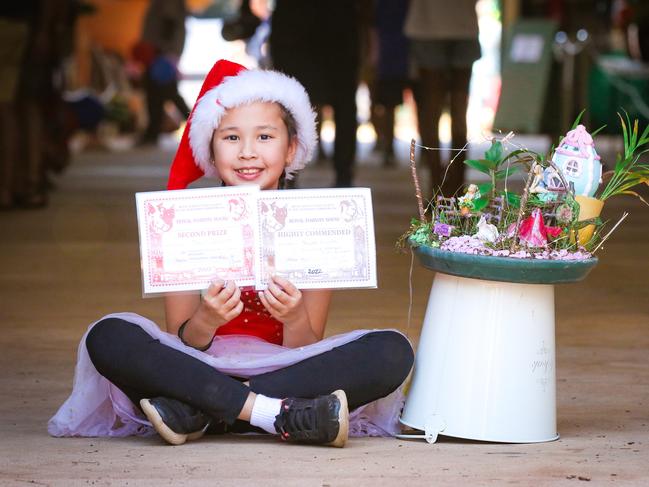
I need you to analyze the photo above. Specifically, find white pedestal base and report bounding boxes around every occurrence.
[400,272,559,443]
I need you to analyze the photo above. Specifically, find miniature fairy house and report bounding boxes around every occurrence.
[545,125,602,196]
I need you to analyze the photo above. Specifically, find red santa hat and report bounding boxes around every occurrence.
[167,59,318,190]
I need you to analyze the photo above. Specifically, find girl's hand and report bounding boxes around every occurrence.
[164,279,243,350]
[258,276,333,348]
[258,275,308,327]
[200,279,244,325]
[259,276,309,325]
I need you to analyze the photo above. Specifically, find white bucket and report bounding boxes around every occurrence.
[400,272,559,443]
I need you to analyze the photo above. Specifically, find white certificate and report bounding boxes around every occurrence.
[256,188,377,289]
[135,186,259,295]
[135,187,377,295]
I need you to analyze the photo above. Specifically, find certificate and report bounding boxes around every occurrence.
[135,186,376,295]
[256,188,376,289]
[136,186,259,295]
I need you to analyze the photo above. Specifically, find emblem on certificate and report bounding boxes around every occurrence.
[135,187,377,295]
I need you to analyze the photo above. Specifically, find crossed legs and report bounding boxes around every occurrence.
[86,318,413,428]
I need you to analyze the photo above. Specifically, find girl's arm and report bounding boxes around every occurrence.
[259,276,332,348]
[165,279,243,349]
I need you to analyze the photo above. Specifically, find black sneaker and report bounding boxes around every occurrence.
[140,397,211,445]
[273,389,349,447]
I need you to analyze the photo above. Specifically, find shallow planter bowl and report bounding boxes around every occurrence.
[412,244,598,285]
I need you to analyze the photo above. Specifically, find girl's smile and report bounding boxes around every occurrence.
[211,102,297,190]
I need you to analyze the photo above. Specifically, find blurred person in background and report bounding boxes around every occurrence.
[405,0,480,197]
[221,0,261,44]
[0,0,76,209]
[221,0,272,68]
[370,0,411,168]
[616,0,649,62]
[138,0,190,145]
[270,0,367,188]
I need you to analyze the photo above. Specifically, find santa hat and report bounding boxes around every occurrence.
[167,59,318,190]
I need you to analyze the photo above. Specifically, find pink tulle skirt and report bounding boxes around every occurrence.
[48,312,405,438]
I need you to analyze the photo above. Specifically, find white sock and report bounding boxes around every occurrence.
[249,394,282,434]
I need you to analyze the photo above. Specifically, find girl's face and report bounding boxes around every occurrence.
[211,102,297,190]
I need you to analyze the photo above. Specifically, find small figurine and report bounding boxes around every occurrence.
[513,208,563,247]
[474,215,499,243]
[529,163,548,194]
[518,209,547,247]
[549,124,602,197]
[458,184,481,216]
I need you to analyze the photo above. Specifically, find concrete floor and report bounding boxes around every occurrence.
[1,142,648,486]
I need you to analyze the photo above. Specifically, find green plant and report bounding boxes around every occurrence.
[463,139,528,211]
[597,113,649,205]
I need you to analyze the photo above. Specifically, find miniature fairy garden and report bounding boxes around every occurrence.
[399,113,649,274]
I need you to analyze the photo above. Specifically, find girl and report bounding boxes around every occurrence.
[48,60,414,448]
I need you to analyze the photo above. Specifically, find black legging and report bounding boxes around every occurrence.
[86,318,414,425]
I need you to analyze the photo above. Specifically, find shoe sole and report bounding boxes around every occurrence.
[140,399,207,445]
[327,390,349,448]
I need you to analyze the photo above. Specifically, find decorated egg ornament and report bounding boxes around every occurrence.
[548,124,602,197]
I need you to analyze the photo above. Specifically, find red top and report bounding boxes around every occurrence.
[214,289,284,345]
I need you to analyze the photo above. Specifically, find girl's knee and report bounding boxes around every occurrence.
[368,331,414,385]
[388,331,415,378]
[85,318,136,369]
[86,318,119,351]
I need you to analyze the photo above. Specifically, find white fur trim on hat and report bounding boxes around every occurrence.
[188,69,318,180]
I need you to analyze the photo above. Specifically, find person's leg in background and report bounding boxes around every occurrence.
[378,78,406,168]
[17,99,46,207]
[370,81,386,158]
[0,103,16,208]
[447,67,472,195]
[12,49,49,208]
[331,76,358,188]
[382,101,397,167]
[445,38,480,196]
[414,67,446,196]
[0,18,28,209]
[141,70,165,144]
[169,80,190,121]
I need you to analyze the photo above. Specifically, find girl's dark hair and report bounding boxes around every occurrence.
[277,103,298,144]
[276,103,297,190]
